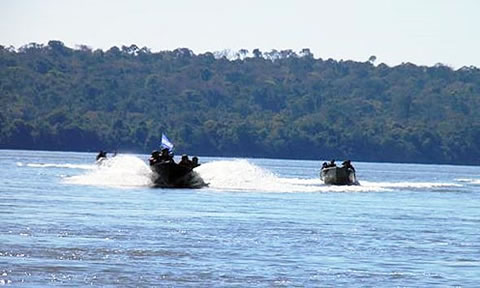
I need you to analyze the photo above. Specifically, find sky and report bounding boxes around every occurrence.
[1,0,479,68]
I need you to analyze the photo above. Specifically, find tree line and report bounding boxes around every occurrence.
[1,41,479,164]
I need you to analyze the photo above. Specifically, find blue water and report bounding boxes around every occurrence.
[1,150,479,287]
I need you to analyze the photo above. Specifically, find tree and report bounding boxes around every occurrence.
[252,48,262,58]
[1,42,479,164]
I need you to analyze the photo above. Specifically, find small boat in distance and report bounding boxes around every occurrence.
[320,160,359,185]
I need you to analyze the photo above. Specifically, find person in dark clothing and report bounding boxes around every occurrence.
[149,150,160,165]
[327,160,336,168]
[159,148,174,163]
[96,150,107,161]
[179,154,193,168]
[342,160,355,172]
[191,156,200,168]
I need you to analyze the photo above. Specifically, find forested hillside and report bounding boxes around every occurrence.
[1,41,480,164]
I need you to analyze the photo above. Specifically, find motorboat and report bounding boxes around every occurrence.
[320,165,359,185]
[150,160,207,188]
[149,133,207,188]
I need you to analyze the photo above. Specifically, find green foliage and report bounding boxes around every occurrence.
[1,42,480,164]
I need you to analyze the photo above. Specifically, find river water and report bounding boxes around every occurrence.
[1,149,479,287]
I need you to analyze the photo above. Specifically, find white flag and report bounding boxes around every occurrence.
[161,133,174,152]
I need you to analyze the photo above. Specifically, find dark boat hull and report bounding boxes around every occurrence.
[150,161,207,188]
[320,166,358,185]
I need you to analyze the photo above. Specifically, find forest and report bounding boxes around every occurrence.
[1,41,480,164]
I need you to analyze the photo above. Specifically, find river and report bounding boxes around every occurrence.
[1,150,479,287]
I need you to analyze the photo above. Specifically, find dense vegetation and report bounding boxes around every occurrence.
[1,41,480,164]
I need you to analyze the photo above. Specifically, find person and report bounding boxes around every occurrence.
[327,159,336,168]
[149,150,160,165]
[321,161,328,169]
[192,156,200,168]
[96,150,107,161]
[159,148,174,163]
[179,154,193,168]
[342,160,355,172]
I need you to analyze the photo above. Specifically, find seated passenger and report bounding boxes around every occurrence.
[191,156,200,168]
[149,150,160,165]
[179,154,193,168]
[159,148,174,163]
[321,162,328,169]
[342,160,355,172]
[327,160,336,168]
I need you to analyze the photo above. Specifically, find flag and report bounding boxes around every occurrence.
[161,133,174,152]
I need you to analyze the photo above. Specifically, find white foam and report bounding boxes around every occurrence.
[195,159,385,193]
[195,159,465,193]
[196,159,278,191]
[25,163,95,170]
[60,157,464,192]
[64,155,153,188]
[361,180,462,189]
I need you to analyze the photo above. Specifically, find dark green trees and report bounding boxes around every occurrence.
[1,42,479,164]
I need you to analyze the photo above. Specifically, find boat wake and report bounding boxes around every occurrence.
[63,155,154,188]
[196,160,463,193]
[22,156,468,192]
[18,162,94,170]
[196,159,324,192]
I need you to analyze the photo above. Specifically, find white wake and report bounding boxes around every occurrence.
[63,155,153,188]
[24,156,464,192]
[18,162,94,170]
[197,159,379,192]
[196,159,463,193]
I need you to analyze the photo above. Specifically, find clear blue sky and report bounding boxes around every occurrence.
[1,0,479,68]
